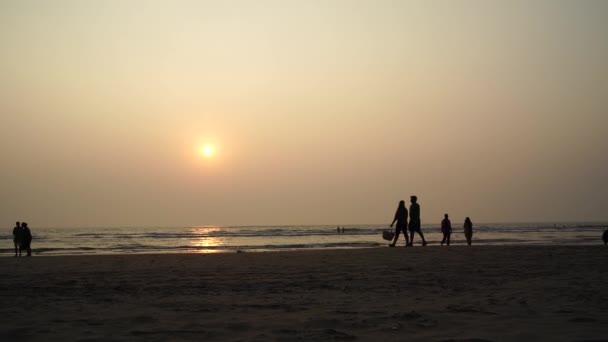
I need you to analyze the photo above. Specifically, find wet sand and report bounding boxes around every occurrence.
[1,246,607,341]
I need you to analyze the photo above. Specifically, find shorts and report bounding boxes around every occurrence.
[408,220,421,232]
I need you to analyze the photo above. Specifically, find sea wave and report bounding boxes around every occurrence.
[2,223,605,256]
[18,241,384,255]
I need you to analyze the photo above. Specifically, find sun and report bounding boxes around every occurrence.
[201,145,214,157]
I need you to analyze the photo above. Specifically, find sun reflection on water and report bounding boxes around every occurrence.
[189,226,227,253]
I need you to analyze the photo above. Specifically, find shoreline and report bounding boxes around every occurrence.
[3,241,607,257]
[4,223,605,258]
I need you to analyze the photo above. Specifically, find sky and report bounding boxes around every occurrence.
[1,0,607,227]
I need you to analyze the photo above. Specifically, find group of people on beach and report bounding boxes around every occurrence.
[12,221,33,257]
[389,196,473,247]
[439,214,473,246]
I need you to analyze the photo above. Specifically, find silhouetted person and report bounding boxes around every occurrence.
[408,196,427,246]
[464,217,473,245]
[21,222,32,257]
[337,226,340,233]
[441,214,452,246]
[17,222,26,257]
[603,229,608,245]
[12,222,22,257]
[341,227,345,234]
[389,200,409,247]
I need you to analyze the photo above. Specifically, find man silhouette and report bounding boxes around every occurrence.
[441,214,452,246]
[408,196,427,246]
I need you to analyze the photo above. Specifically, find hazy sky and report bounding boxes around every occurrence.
[1,0,607,227]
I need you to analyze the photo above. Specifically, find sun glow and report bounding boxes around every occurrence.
[201,145,214,157]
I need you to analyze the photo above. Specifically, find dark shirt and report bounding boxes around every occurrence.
[394,207,408,225]
[13,226,22,242]
[441,219,452,233]
[23,227,32,243]
[409,203,420,222]
[464,221,473,233]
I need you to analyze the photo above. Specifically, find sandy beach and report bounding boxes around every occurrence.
[1,246,607,341]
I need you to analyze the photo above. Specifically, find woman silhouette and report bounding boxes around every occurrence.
[464,217,473,246]
[21,222,32,256]
[389,200,410,247]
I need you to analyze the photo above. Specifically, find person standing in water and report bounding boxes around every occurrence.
[389,200,409,247]
[408,196,427,246]
[12,222,22,257]
[441,214,452,246]
[464,217,473,245]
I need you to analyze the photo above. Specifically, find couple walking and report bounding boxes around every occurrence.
[389,196,427,247]
[12,222,32,257]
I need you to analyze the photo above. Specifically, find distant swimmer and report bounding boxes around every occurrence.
[464,217,473,246]
[408,196,427,246]
[389,200,409,247]
[603,229,608,245]
[441,214,452,246]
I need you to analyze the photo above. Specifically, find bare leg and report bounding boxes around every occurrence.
[409,231,415,246]
[418,231,427,246]
[14,242,18,256]
[441,234,447,246]
[447,234,451,246]
[389,229,400,247]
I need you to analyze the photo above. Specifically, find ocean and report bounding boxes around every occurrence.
[3,223,607,256]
